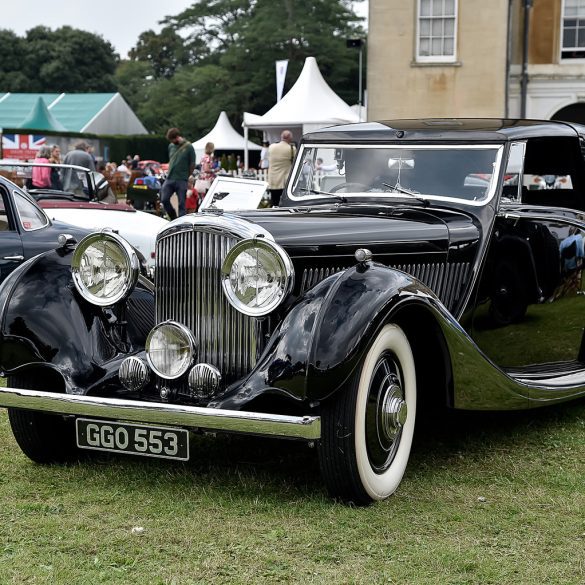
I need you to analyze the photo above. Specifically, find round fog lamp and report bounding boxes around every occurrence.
[71,231,140,306]
[146,321,196,379]
[221,238,294,317]
[119,356,150,392]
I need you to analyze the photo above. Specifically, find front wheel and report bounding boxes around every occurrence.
[318,324,416,505]
[7,374,79,464]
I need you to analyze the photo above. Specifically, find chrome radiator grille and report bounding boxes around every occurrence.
[155,229,259,381]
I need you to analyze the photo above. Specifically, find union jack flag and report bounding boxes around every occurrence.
[1,134,46,160]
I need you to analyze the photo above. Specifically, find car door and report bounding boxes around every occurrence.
[0,184,25,283]
[472,136,585,370]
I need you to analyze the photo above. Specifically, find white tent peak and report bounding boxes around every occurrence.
[241,56,361,168]
[193,111,261,158]
[244,56,360,128]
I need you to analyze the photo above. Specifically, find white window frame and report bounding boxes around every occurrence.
[415,0,458,64]
[560,0,585,61]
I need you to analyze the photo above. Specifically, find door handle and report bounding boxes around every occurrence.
[3,255,24,261]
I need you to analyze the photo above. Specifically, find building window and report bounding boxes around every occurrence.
[562,0,585,59]
[416,0,458,63]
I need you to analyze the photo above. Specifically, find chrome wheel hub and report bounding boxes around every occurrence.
[380,383,408,441]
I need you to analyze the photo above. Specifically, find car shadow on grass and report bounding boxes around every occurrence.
[71,396,585,503]
[409,396,585,472]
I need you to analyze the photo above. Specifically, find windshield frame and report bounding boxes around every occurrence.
[0,161,96,200]
[287,143,505,207]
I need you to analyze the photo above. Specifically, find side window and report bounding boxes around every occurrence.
[0,190,13,232]
[12,189,49,231]
[520,137,585,210]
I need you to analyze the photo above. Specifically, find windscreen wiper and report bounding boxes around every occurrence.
[299,187,347,203]
[381,182,429,206]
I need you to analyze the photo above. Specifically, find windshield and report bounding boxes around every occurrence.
[0,163,92,198]
[290,145,503,203]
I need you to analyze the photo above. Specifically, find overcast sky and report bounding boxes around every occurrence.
[3,0,368,59]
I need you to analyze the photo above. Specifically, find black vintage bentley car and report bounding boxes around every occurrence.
[0,119,584,505]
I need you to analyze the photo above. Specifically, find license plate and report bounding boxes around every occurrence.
[132,185,148,189]
[76,418,189,461]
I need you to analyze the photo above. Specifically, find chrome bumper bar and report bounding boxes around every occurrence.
[0,388,321,441]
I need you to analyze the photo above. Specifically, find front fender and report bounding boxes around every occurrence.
[0,247,154,394]
[306,262,429,401]
[215,263,433,409]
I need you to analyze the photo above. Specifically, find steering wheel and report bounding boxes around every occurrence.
[330,182,368,193]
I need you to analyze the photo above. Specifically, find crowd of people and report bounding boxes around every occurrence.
[27,126,302,219]
[157,126,299,216]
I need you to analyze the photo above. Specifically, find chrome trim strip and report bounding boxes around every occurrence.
[0,162,92,172]
[514,371,585,388]
[0,388,321,441]
[157,213,274,243]
[502,211,585,231]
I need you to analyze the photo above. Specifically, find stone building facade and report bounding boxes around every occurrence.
[367,0,585,123]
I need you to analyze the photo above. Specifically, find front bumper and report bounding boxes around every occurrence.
[0,388,321,441]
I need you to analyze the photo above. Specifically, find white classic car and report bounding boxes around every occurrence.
[0,162,167,269]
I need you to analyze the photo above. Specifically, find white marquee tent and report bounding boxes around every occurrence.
[193,110,261,160]
[242,56,360,167]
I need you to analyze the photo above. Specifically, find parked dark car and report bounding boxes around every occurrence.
[0,162,166,271]
[0,172,89,283]
[1,119,585,505]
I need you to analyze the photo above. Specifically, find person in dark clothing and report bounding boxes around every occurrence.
[49,144,63,190]
[160,128,195,219]
[63,141,95,171]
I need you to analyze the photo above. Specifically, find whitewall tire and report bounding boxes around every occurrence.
[319,324,416,505]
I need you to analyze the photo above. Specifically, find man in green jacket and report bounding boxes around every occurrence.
[161,127,196,219]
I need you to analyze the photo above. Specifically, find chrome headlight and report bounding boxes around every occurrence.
[145,321,196,379]
[221,238,294,316]
[71,231,140,306]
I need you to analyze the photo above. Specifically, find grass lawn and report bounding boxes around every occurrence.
[0,397,584,584]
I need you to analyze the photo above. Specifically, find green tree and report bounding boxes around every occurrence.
[116,59,156,111]
[0,30,30,90]
[165,0,365,112]
[132,64,233,138]
[116,0,364,139]
[119,0,365,136]
[0,26,118,93]
[129,26,200,79]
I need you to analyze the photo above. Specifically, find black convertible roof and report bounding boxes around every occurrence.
[303,119,585,143]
